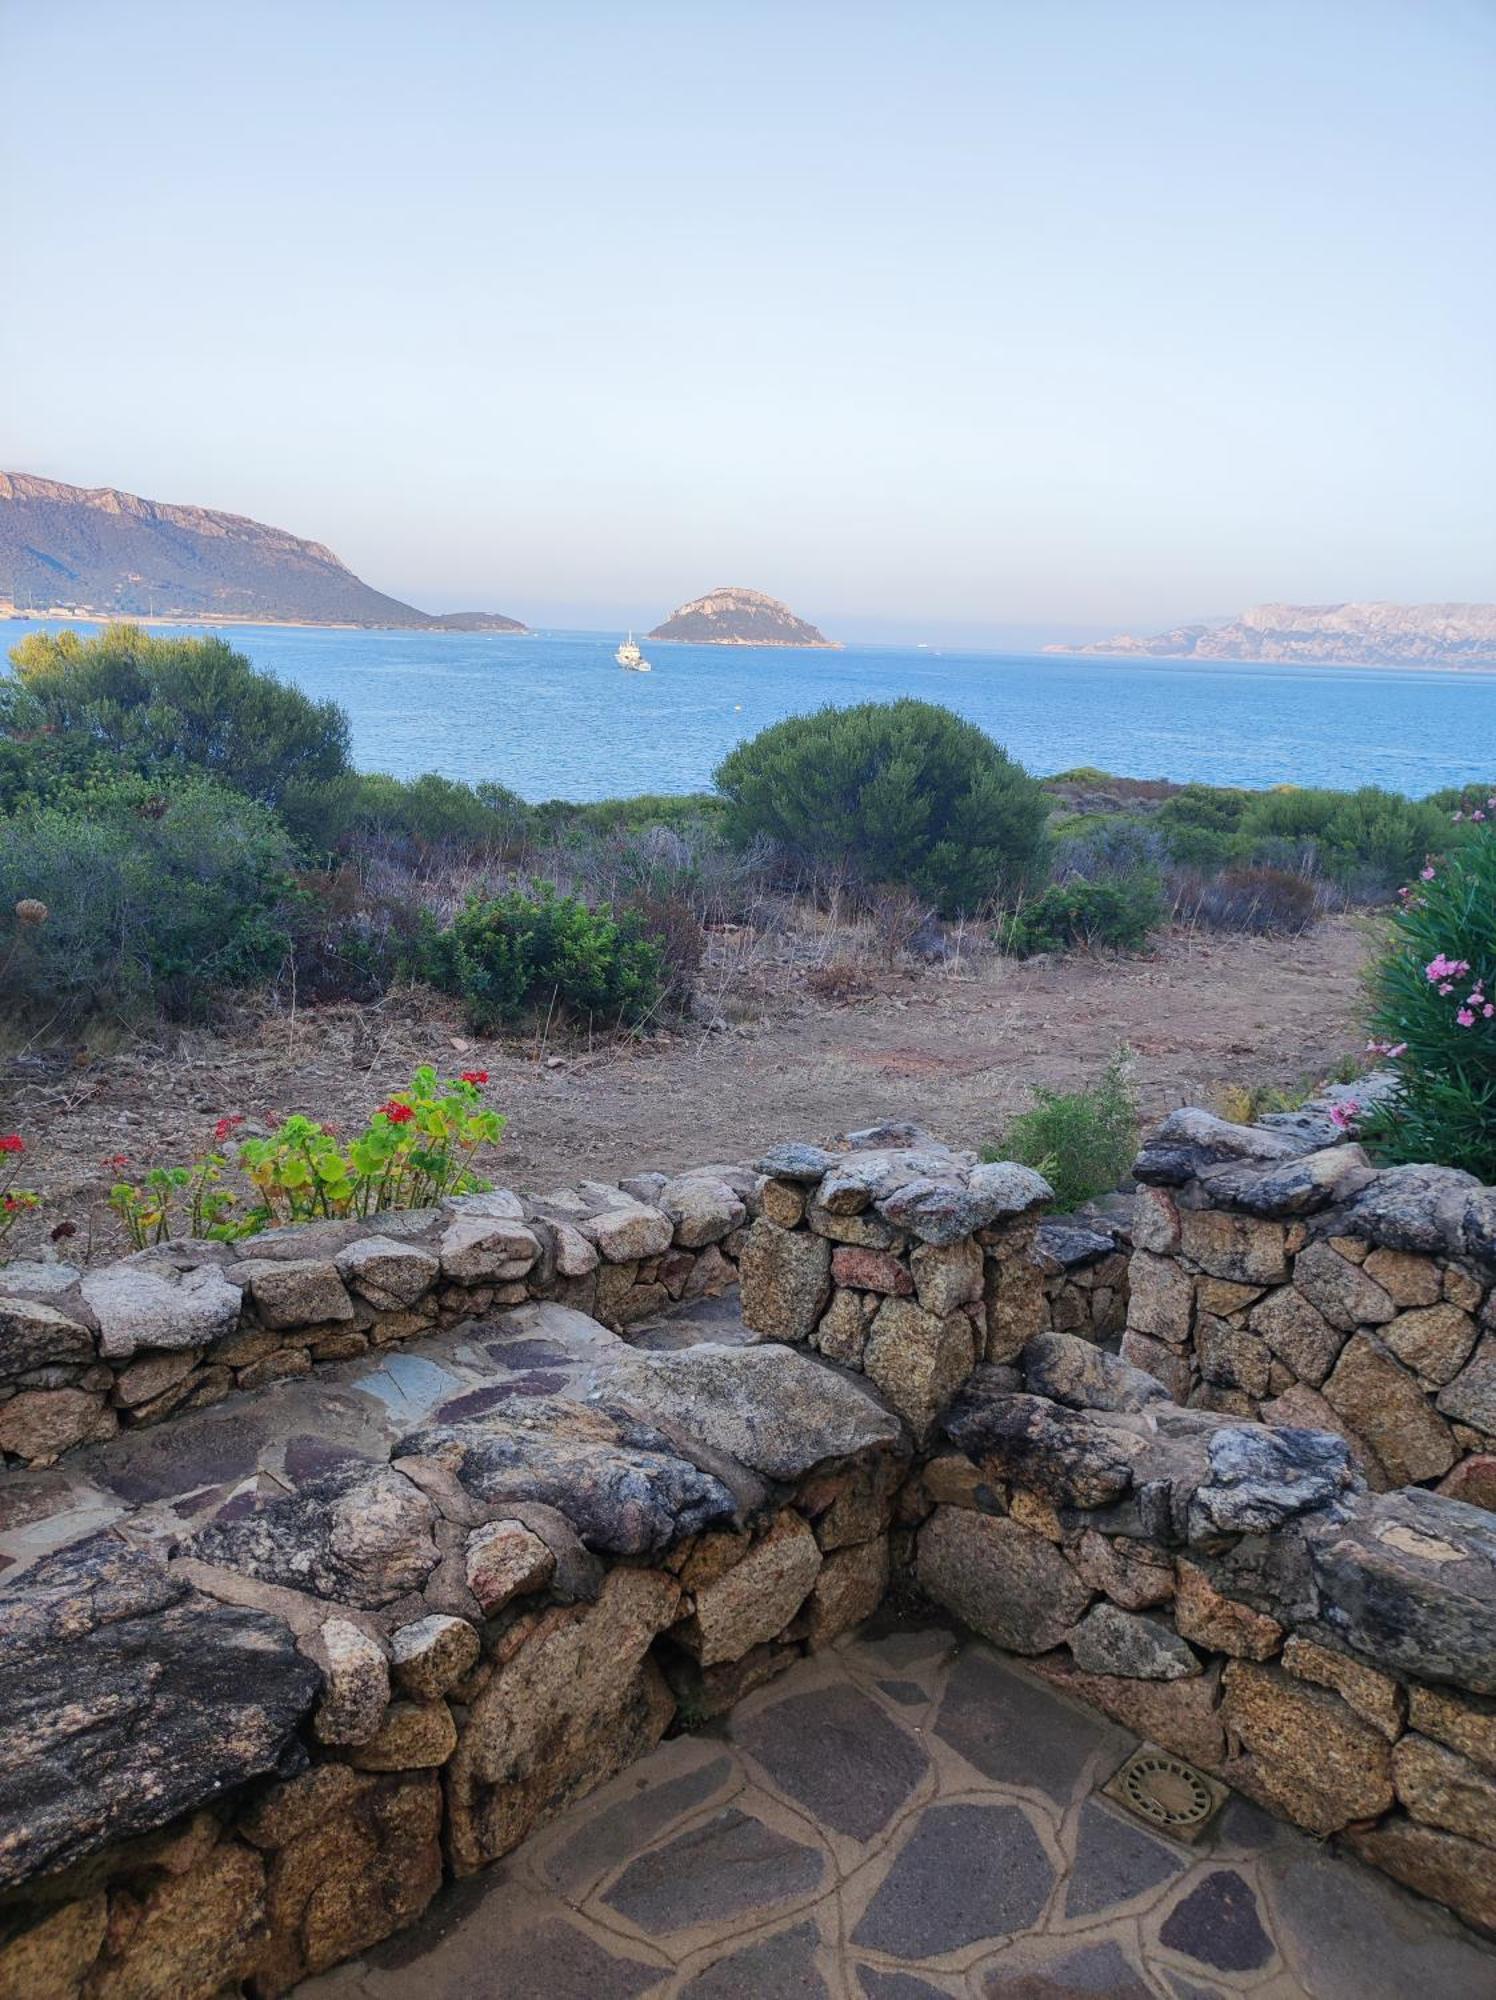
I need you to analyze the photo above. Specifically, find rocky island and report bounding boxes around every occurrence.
[1054,601,1496,670]
[648,585,837,647]
[0,472,527,632]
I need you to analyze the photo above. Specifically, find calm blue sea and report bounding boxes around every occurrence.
[6,619,1494,803]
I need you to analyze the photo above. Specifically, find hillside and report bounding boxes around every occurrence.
[1057,601,1496,669]
[648,586,836,647]
[0,472,526,631]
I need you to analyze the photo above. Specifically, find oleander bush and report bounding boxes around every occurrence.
[715,699,1050,914]
[1364,805,1496,1178]
[986,1047,1138,1210]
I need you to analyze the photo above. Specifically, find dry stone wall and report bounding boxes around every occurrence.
[1121,1106,1496,1509]
[910,1329,1496,1937]
[0,1164,758,1470]
[0,1121,1491,1996]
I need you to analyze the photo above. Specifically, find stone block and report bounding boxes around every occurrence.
[1178,1211,1288,1285]
[910,1237,984,1317]
[1132,1185,1181,1254]
[1392,1732,1496,1847]
[346,1698,458,1772]
[578,1204,674,1263]
[336,1236,440,1307]
[0,1295,93,1383]
[738,1218,832,1341]
[310,1620,390,1747]
[464,1520,556,1615]
[678,1511,821,1665]
[804,1535,889,1647]
[864,1296,976,1442]
[1248,1285,1345,1387]
[1068,1602,1199,1680]
[1382,1303,1478,1386]
[1220,1659,1394,1835]
[1408,1683,1496,1775]
[1293,1239,1396,1331]
[1280,1634,1404,1739]
[658,1175,746,1249]
[233,1257,355,1330]
[0,1386,108,1461]
[760,1178,807,1228]
[1119,1329,1192,1402]
[445,1567,680,1873]
[814,1287,874,1366]
[1125,1252,1194,1344]
[1363,1246,1442,1307]
[1438,1338,1496,1440]
[1346,1817,1496,1935]
[1071,1528,1174,1611]
[1027,1651,1226,1770]
[916,1507,1092,1654]
[81,1259,242,1360]
[85,1842,266,2000]
[1323,1334,1458,1485]
[831,1246,913,1295]
[1174,1559,1283,1659]
[0,1895,106,1998]
[1196,1315,1271,1397]
[390,1614,481,1700]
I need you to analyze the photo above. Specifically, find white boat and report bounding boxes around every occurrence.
[616,632,652,671]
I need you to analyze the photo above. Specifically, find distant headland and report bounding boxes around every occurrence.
[0,472,527,633]
[1049,601,1496,671]
[647,586,838,648]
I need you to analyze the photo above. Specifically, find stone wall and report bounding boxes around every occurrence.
[911,1329,1496,1937]
[0,1122,1491,1997]
[0,1163,759,1470]
[1120,1107,1496,1507]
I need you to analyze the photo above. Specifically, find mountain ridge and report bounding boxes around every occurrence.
[0,472,526,632]
[1052,601,1496,669]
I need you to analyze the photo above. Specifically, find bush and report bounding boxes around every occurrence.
[416,884,663,1032]
[986,1048,1138,1211]
[1237,784,1449,891]
[1173,865,1319,935]
[1156,783,1253,868]
[277,770,530,861]
[2,625,350,805]
[1364,810,1496,1178]
[714,699,1049,914]
[997,873,1163,957]
[0,775,294,1024]
[1052,817,1169,882]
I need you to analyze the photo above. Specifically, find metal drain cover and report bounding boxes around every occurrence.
[1101,1749,1226,1843]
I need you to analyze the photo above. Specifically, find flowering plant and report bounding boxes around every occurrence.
[103,1070,505,1242]
[0,1135,39,1257]
[1365,796,1496,1176]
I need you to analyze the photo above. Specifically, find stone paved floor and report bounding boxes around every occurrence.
[297,1627,1496,2000]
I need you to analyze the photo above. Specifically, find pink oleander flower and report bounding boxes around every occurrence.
[1426,954,1472,983]
[1458,1009,1477,1028]
[1439,982,1455,995]
[1329,1100,1360,1131]
[1420,866,1436,882]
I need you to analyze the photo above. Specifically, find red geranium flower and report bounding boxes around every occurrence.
[382,1101,415,1125]
[460,1071,489,1087]
[213,1114,245,1144]
[0,1135,24,1154]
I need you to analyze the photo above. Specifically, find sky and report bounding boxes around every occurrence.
[3,0,1494,643]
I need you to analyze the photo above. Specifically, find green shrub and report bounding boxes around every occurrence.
[714,699,1049,914]
[1364,810,1496,1177]
[997,873,1163,957]
[278,769,529,859]
[0,775,294,1024]
[986,1048,1139,1211]
[1237,784,1449,889]
[2,624,350,804]
[1156,783,1252,868]
[532,792,727,839]
[416,884,663,1032]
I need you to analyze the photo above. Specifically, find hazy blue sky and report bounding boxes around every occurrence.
[3,0,1494,641]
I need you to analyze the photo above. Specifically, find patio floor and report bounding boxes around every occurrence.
[296,1625,1496,1999]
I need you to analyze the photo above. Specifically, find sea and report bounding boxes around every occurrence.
[5,619,1495,803]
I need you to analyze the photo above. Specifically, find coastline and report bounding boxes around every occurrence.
[0,609,529,635]
[1043,645,1496,674]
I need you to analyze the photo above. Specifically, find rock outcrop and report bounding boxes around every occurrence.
[647,586,835,647]
[1061,602,1496,670]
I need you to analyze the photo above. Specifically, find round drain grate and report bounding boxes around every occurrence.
[1116,1753,1215,1831]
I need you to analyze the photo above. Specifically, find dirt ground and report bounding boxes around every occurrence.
[1,917,1375,1263]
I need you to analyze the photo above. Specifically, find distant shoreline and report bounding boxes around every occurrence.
[0,609,529,635]
[1044,644,1496,675]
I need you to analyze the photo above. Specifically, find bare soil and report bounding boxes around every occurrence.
[1,916,1375,1264]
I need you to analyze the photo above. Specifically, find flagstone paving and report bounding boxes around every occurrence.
[297,1628,1496,2000]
